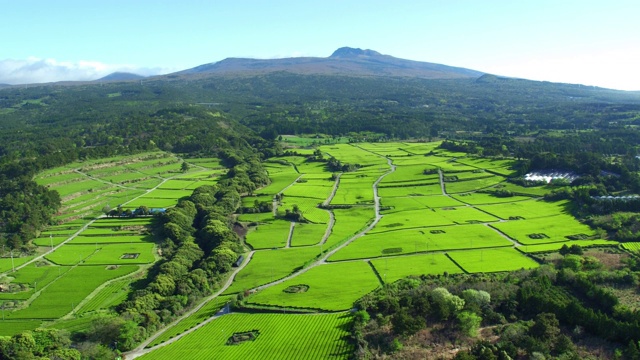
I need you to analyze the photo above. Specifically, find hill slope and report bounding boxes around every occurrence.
[97,72,145,82]
[178,46,483,79]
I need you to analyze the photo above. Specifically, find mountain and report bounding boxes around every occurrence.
[97,72,145,82]
[0,83,11,88]
[177,47,483,79]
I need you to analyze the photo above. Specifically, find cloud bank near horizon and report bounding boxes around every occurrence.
[0,57,173,85]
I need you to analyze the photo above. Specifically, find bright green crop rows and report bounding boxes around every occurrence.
[147,295,233,347]
[77,278,132,313]
[5,265,137,319]
[622,242,640,253]
[140,312,353,360]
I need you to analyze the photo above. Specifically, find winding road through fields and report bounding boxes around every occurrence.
[125,151,396,358]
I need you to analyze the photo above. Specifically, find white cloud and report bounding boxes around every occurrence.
[0,57,176,85]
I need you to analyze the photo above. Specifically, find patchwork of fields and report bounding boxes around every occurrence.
[0,153,223,336]
[1,143,620,359]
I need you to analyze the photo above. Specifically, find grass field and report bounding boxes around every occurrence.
[245,221,292,249]
[381,195,465,213]
[256,163,300,196]
[476,199,573,220]
[0,265,71,301]
[451,193,535,205]
[279,196,329,224]
[247,261,380,311]
[444,176,506,193]
[5,265,138,319]
[378,184,443,198]
[447,248,539,273]
[46,243,155,265]
[0,256,36,273]
[82,243,156,265]
[291,223,327,246]
[330,175,375,205]
[140,312,352,360]
[282,179,334,200]
[329,224,513,261]
[489,183,553,196]
[491,214,597,245]
[370,253,464,283]
[77,278,133,314]
[0,320,43,336]
[224,246,321,294]
[323,207,375,248]
[379,164,438,184]
[238,212,276,223]
[371,206,499,232]
[70,235,153,244]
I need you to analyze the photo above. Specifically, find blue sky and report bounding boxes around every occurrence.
[1,0,638,90]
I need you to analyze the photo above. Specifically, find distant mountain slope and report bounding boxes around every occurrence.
[177,47,483,79]
[97,72,145,82]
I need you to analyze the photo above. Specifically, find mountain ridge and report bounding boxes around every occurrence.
[176,46,484,79]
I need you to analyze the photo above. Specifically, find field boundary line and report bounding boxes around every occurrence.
[366,260,385,285]
[444,253,468,274]
[485,224,523,247]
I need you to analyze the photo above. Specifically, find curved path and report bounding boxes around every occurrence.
[319,173,341,245]
[124,250,256,358]
[125,152,395,358]
[254,156,395,292]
